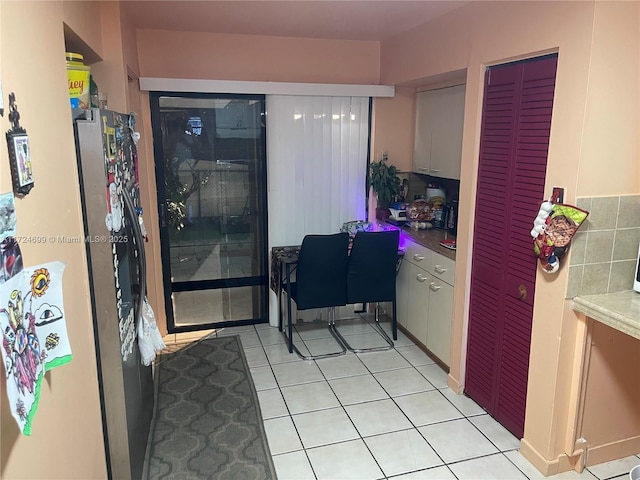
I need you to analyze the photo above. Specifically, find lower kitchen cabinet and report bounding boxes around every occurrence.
[397,237,455,367]
[405,261,429,345]
[396,256,412,330]
[426,276,454,365]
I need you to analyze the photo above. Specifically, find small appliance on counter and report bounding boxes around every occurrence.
[388,202,408,225]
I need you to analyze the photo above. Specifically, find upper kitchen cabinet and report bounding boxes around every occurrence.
[413,84,465,180]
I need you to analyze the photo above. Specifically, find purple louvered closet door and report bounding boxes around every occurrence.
[465,54,558,439]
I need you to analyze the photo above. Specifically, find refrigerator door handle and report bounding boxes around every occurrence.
[122,188,147,322]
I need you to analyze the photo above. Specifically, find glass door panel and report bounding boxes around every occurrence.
[150,93,268,332]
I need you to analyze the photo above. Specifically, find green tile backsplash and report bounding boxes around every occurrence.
[567,195,640,298]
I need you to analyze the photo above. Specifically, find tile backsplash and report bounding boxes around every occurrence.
[566,195,640,298]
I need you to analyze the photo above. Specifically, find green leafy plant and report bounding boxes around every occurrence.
[369,154,401,209]
[164,155,210,231]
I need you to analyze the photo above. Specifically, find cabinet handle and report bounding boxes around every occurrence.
[418,167,429,172]
[413,254,425,262]
[430,169,441,173]
[429,282,441,291]
[434,265,446,274]
[416,274,428,282]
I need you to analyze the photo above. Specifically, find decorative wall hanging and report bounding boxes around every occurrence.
[5,93,34,196]
[0,261,72,434]
[531,191,589,274]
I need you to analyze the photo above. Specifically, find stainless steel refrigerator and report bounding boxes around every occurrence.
[73,108,153,480]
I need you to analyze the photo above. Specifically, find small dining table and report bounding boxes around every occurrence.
[269,239,405,330]
[270,245,301,295]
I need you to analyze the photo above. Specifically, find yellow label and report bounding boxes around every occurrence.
[67,69,89,96]
[67,67,90,108]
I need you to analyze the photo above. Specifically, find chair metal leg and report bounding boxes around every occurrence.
[278,289,283,332]
[286,293,293,354]
[392,300,397,341]
[282,304,348,360]
[330,302,394,353]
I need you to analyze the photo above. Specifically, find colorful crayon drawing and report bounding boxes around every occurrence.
[0,261,72,434]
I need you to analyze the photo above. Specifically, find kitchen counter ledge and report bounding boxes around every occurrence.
[572,290,640,341]
[391,223,457,261]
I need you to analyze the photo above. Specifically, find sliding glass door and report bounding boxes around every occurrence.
[150,93,268,332]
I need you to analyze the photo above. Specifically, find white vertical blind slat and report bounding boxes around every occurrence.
[266,95,369,326]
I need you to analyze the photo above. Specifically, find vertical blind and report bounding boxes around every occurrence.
[266,95,370,325]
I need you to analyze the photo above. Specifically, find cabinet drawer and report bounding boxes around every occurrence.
[428,251,455,285]
[402,241,431,267]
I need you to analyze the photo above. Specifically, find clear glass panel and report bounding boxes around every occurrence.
[160,97,265,285]
[155,95,267,328]
[172,286,264,326]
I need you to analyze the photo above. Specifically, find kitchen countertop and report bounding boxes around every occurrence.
[384,222,457,261]
[572,290,640,341]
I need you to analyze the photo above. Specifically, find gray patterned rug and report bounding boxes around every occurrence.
[144,335,277,479]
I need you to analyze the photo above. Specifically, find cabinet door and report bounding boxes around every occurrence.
[430,85,465,180]
[466,54,557,439]
[413,90,434,174]
[396,257,412,328]
[406,262,429,345]
[426,279,454,366]
[413,85,465,179]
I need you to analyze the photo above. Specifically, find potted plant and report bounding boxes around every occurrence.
[369,153,402,220]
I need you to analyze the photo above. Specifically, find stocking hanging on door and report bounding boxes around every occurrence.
[531,200,589,274]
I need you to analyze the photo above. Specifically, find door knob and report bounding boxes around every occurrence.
[518,284,527,300]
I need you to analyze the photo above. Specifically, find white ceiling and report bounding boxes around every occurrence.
[121,1,469,42]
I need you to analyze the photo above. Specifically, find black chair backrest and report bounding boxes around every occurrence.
[347,230,400,304]
[294,232,349,310]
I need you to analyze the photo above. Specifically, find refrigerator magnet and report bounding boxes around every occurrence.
[5,93,34,197]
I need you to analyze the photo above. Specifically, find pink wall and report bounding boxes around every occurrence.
[137,29,380,84]
[62,0,103,58]
[120,3,141,79]
[577,0,639,196]
[2,1,637,478]
[378,0,639,474]
[135,28,382,334]
[371,86,416,172]
[580,320,640,465]
[1,2,107,478]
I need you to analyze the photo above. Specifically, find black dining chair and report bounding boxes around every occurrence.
[331,230,400,352]
[283,232,350,359]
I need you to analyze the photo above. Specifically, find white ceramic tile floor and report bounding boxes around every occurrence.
[396,389,465,426]
[179,318,640,480]
[373,367,436,396]
[293,407,361,448]
[281,381,341,414]
[329,374,389,405]
[345,398,414,437]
